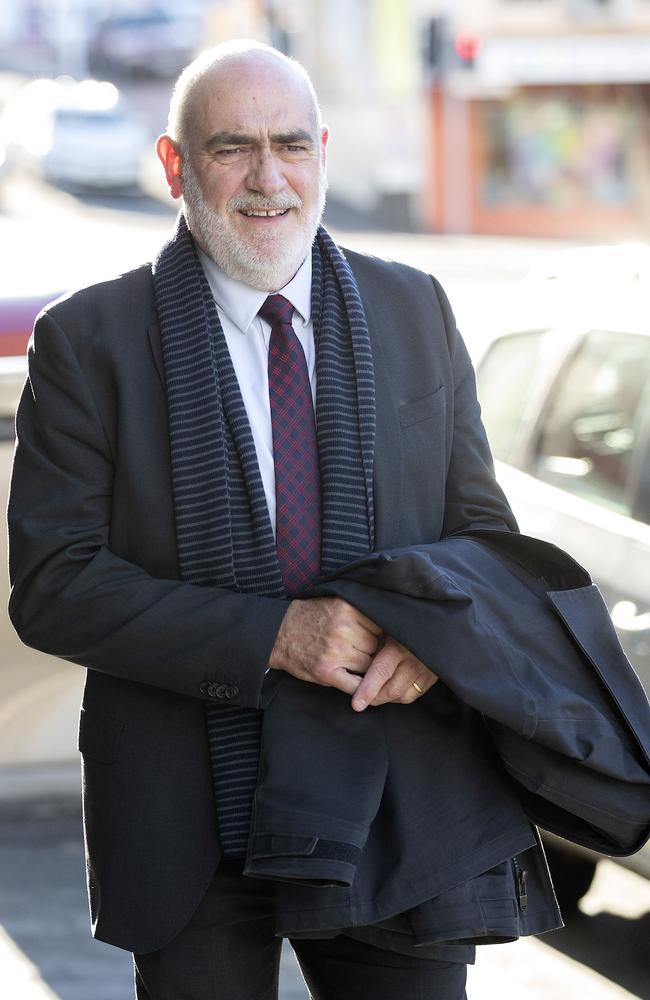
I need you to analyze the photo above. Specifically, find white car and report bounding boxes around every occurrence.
[0,77,147,190]
[89,11,200,78]
[476,245,650,902]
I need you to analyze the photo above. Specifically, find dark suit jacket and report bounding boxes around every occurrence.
[8,248,518,954]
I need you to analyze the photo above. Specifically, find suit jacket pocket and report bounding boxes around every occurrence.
[77,709,124,763]
[398,385,445,429]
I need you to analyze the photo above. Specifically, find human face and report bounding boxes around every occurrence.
[162,55,328,290]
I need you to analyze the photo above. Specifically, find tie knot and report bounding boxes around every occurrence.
[259,294,294,329]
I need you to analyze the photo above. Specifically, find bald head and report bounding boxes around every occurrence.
[156,39,328,290]
[167,40,322,156]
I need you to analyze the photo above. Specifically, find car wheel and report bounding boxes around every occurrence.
[544,842,598,911]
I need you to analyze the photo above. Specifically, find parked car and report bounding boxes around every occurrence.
[88,11,200,78]
[0,290,63,359]
[476,245,650,903]
[0,77,146,190]
[0,289,60,453]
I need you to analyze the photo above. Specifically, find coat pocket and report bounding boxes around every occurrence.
[398,385,445,429]
[77,709,124,764]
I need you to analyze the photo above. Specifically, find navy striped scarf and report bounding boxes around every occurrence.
[152,212,375,855]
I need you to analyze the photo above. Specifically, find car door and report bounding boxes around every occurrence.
[478,326,650,693]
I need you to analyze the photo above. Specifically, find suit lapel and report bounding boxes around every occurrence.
[147,320,165,389]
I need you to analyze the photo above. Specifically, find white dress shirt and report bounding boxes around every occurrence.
[197,249,316,536]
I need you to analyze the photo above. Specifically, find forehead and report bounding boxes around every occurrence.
[190,54,317,144]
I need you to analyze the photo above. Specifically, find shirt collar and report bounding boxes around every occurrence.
[197,248,313,333]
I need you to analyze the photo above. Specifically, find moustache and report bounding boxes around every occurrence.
[228,194,303,214]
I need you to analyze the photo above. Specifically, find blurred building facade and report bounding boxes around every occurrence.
[204,0,428,228]
[208,0,650,237]
[423,0,650,237]
[3,0,650,235]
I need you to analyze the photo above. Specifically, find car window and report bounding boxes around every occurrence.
[477,329,559,464]
[532,330,650,519]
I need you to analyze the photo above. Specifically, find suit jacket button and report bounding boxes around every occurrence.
[216,685,227,699]
[199,681,209,695]
[207,683,219,698]
[225,685,239,700]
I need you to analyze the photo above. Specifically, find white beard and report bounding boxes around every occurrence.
[181,160,326,291]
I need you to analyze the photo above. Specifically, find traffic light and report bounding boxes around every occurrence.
[422,16,445,76]
[453,30,481,69]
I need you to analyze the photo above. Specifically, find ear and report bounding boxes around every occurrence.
[156,135,184,199]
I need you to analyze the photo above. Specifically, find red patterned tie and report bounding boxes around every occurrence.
[260,294,321,595]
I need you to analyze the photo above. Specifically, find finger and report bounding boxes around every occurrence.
[351,644,402,712]
[349,633,381,656]
[373,667,438,706]
[328,667,363,697]
[342,644,374,669]
[356,612,383,636]
[331,603,382,655]
[332,599,381,636]
[397,670,438,704]
[369,659,419,706]
[308,647,373,687]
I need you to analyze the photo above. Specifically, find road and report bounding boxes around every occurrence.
[0,173,647,999]
[0,797,648,1000]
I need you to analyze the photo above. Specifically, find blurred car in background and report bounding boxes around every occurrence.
[0,138,8,180]
[476,244,650,904]
[0,138,9,207]
[0,289,63,438]
[0,289,84,798]
[0,291,63,359]
[0,77,147,190]
[88,10,200,78]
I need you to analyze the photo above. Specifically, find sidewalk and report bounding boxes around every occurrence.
[0,797,308,1000]
[1,797,648,1000]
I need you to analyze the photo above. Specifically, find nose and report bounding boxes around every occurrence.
[246,149,285,196]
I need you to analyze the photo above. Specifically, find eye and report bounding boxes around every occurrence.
[215,147,247,159]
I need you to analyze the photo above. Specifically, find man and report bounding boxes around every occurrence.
[8,41,521,999]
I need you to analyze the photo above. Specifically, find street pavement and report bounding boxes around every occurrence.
[1,797,648,1000]
[0,797,308,1000]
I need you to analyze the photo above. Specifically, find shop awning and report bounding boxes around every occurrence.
[454,33,650,90]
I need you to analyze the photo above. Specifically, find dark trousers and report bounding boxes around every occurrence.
[133,863,468,1000]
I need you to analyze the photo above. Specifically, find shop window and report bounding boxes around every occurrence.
[481,91,638,209]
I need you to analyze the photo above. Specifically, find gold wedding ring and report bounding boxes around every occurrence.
[411,681,424,695]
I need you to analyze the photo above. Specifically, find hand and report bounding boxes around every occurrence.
[351,636,437,712]
[269,597,382,697]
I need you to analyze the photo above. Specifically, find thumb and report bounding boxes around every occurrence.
[351,643,399,712]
